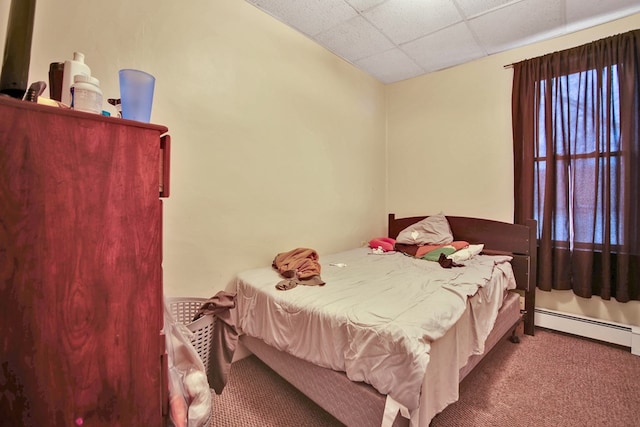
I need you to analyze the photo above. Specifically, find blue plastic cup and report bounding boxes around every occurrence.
[119,69,155,122]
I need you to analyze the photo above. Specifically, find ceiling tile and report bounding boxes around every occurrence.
[345,0,387,13]
[354,48,425,84]
[363,0,463,44]
[315,16,396,62]
[248,0,358,36]
[246,0,640,84]
[468,0,565,54]
[566,0,640,27]
[453,0,519,18]
[402,22,486,73]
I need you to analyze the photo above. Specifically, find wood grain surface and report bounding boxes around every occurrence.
[0,97,168,426]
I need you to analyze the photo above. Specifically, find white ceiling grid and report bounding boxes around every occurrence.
[246,0,640,83]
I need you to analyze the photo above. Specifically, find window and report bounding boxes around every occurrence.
[534,67,622,248]
[512,29,640,301]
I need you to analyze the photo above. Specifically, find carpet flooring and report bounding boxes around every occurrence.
[209,328,640,426]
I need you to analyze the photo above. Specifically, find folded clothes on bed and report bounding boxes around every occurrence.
[395,240,469,259]
[421,246,457,261]
[272,247,325,290]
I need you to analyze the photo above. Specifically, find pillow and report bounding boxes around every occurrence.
[396,214,454,246]
[447,244,484,263]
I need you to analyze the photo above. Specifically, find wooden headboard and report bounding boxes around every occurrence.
[388,213,537,336]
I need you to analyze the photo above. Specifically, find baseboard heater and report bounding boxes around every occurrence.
[534,308,640,356]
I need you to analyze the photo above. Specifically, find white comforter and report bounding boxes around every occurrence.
[235,247,515,411]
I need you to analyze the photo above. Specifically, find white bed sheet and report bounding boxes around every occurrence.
[234,247,516,412]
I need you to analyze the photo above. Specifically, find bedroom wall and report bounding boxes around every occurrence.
[2,2,637,327]
[386,13,640,327]
[0,0,387,297]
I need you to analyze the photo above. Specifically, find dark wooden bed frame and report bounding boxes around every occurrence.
[240,214,537,426]
[388,214,537,336]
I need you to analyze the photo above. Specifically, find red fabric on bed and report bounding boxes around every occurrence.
[368,237,396,252]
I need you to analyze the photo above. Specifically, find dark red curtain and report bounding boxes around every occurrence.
[512,30,640,302]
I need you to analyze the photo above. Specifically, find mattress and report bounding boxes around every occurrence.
[241,291,521,427]
[234,246,517,417]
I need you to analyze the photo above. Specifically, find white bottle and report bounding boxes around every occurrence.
[71,74,103,114]
[61,52,91,107]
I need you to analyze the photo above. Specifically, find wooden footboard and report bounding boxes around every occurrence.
[388,214,537,335]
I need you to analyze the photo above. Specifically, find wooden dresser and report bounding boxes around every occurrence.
[0,96,170,426]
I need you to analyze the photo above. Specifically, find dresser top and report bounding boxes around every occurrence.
[0,95,168,134]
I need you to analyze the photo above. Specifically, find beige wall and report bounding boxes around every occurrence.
[1,0,386,297]
[2,2,638,326]
[386,13,640,326]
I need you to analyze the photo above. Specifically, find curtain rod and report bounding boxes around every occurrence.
[504,63,514,69]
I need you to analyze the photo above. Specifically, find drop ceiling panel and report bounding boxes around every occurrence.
[402,22,486,73]
[469,0,565,54]
[363,0,463,44]
[245,0,640,83]
[315,16,395,62]
[345,0,387,13]
[565,0,640,24]
[454,0,520,18]
[354,48,425,83]
[247,0,358,36]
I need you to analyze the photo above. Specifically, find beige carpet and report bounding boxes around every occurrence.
[209,354,342,427]
[210,328,640,426]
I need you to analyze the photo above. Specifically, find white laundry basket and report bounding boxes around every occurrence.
[166,297,214,372]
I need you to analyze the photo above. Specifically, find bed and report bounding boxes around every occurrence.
[233,214,536,426]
